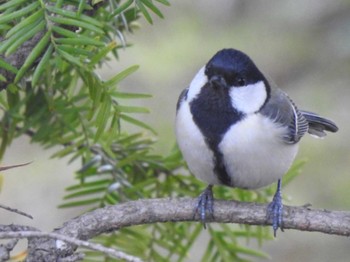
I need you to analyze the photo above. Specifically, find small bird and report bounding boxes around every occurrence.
[175,48,338,235]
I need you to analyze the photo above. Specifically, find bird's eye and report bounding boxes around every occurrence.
[235,77,246,87]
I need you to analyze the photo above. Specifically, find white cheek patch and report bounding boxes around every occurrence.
[229,81,267,114]
[186,67,207,102]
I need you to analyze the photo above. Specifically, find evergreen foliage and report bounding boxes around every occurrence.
[0,1,302,261]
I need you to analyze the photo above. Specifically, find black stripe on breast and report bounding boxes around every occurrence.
[189,83,243,186]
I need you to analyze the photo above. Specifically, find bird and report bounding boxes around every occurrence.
[175,48,338,236]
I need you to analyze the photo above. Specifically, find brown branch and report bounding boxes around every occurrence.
[16,197,349,260]
[56,198,350,237]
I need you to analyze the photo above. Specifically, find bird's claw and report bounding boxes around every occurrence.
[194,185,214,228]
[267,180,284,237]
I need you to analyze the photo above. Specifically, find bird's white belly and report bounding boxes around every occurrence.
[219,114,299,189]
[175,102,221,185]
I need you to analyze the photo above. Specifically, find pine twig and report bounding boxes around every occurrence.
[0,161,32,171]
[0,204,33,219]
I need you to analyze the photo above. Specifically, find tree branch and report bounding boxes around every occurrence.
[55,198,350,237]
[0,239,18,261]
[0,231,143,262]
[14,197,349,260]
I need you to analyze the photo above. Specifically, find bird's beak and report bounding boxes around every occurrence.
[209,75,227,89]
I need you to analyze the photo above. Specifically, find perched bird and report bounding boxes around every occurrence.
[175,48,338,235]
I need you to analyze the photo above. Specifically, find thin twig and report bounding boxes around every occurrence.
[0,162,33,219]
[0,204,33,219]
[0,161,32,171]
[0,231,143,262]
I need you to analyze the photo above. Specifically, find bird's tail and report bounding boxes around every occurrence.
[301,110,338,138]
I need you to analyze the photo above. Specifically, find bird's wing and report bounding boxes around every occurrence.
[260,89,309,144]
[300,110,338,138]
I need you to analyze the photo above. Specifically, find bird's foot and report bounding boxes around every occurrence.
[267,180,284,237]
[194,185,214,228]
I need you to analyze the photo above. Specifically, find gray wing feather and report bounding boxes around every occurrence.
[260,89,308,144]
[300,110,338,137]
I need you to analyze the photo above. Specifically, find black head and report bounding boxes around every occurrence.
[205,48,266,88]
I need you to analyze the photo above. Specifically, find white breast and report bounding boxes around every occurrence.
[219,113,299,189]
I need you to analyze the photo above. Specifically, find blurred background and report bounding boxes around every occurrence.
[2,1,350,261]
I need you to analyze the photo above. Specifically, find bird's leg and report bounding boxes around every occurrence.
[267,179,284,236]
[194,185,214,228]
